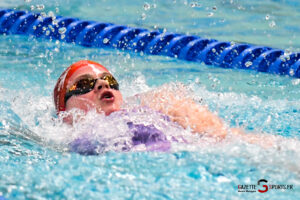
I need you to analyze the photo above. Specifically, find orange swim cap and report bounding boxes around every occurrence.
[53,60,109,114]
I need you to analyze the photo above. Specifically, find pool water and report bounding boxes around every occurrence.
[0,0,300,199]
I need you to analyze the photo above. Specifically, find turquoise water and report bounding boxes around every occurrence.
[0,0,300,199]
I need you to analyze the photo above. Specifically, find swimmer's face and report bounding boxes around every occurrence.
[64,65,123,117]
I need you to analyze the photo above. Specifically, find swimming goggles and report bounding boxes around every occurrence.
[65,72,119,103]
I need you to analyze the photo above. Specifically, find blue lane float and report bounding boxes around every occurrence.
[0,9,299,78]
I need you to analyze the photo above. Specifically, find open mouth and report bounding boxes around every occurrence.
[100,91,114,101]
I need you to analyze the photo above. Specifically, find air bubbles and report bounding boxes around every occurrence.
[24,0,32,2]
[245,61,253,67]
[143,3,150,10]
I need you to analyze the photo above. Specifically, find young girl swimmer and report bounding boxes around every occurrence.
[54,60,277,155]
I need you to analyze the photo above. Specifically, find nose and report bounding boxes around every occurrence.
[94,79,110,91]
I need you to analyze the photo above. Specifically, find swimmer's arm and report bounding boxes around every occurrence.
[137,84,228,138]
[136,84,285,147]
[137,85,283,147]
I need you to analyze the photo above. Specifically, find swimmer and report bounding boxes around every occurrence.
[53,60,278,154]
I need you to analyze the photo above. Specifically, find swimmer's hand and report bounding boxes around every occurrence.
[137,83,228,139]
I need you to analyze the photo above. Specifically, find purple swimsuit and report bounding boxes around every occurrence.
[69,121,171,155]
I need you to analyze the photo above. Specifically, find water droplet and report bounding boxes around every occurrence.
[292,78,300,85]
[32,26,36,30]
[52,20,58,26]
[141,13,146,20]
[48,11,55,17]
[212,48,216,53]
[45,30,50,36]
[284,49,291,56]
[37,16,43,21]
[265,115,271,124]
[220,18,225,23]
[289,69,295,76]
[212,6,217,10]
[265,14,270,20]
[55,7,59,13]
[36,4,45,10]
[143,3,150,10]
[58,27,66,34]
[153,3,157,8]
[280,55,286,62]
[207,12,214,17]
[103,38,109,44]
[24,0,32,2]
[245,61,252,67]
[30,5,35,10]
[40,12,47,17]
[190,2,196,7]
[269,21,276,28]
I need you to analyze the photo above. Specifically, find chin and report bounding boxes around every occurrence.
[101,105,120,116]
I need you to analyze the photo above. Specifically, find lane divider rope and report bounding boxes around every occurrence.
[0,9,299,78]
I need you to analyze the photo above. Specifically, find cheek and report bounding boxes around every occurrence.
[65,94,95,112]
[115,91,123,105]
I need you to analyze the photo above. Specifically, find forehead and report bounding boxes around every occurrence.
[67,65,107,86]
